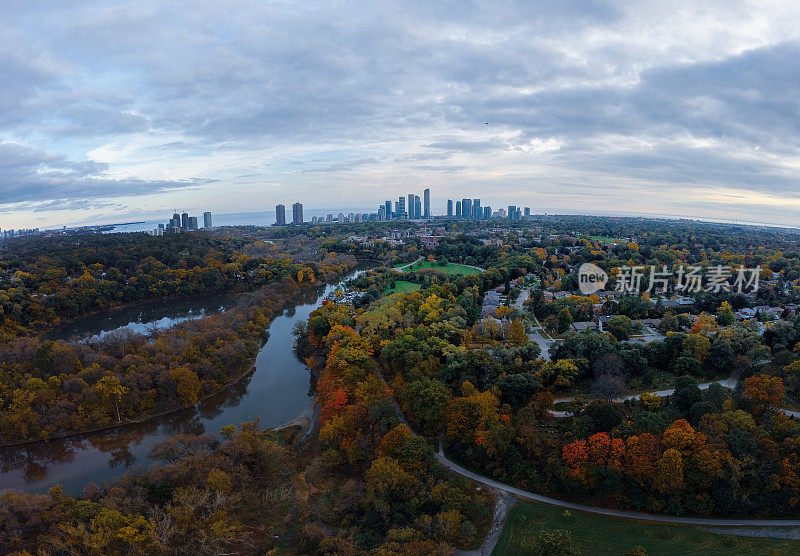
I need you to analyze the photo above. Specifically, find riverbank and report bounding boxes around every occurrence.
[1,263,359,449]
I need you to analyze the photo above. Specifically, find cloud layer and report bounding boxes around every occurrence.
[1,1,800,227]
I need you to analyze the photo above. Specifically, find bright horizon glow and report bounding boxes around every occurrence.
[2,1,800,230]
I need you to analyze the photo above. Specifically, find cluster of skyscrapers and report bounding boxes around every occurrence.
[0,228,40,239]
[377,188,431,221]
[271,190,531,226]
[446,199,530,220]
[150,211,213,235]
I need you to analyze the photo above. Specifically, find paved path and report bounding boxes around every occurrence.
[549,376,738,417]
[553,375,738,406]
[549,375,800,419]
[373,370,800,528]
[435,442,800,527]
[513,287,531,311]
[373,368,800,527]
[393,256,423,271]
[527,331,552,361]
[457,491,514,556]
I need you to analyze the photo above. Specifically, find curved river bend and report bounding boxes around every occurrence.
[0,267,370,496]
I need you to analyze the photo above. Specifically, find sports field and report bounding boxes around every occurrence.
[395,260,483,275]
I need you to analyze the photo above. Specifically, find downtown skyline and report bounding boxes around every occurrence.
[2,2,800,230]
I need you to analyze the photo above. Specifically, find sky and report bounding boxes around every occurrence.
[2,0,800,229]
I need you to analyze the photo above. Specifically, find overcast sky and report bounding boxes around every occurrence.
[2,1,800,229]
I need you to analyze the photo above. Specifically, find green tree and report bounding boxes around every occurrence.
[402,378,451,436]
[557,308,573,334]
[605,315,633,340]
[717,301,735,326]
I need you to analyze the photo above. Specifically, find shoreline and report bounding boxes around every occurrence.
[1,263,361,450]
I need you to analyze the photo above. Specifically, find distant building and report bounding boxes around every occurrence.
[203,211,213,228]
[424,188,430,218]
[507,206,516,220]
[398,196,406,218]
[378,205,386,221]
[275,204,286,225]
[187,216,198,230]
[483,206,491,219]
[473,198,481,219]
[414,195,421,219]
[456,200,462,218]
[462,198,472,220]
[385,200,393,219]
[524,207,531,218]
[447,199,453,217]
[181,212,189,229]
[292,202,303,225]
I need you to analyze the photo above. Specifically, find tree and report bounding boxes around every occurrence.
[605,315,633,340]
[96,372,127,422]
[508,318,528,345]
[743,374,785,419]
[557,308,573,334]
[577,400,623,435]
[673,376,701,416]
[402,378,451,436]
[525,529,581,556]
[168,367,201,407]
[591,373,625,401]
[717,301,735,326]
[498,373,540,410]
[496,305,511,320]
[653,448,684,494]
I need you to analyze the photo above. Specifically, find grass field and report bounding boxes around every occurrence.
[493,501,800,555]
[396,259,483,275]
[385,280,421,294]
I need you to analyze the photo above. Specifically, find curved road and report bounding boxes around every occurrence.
[375,370,800,528]
[435,443,800,527]
[549,375,800,419]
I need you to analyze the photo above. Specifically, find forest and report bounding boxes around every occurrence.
[0,232,356,444]
[3,218,800,553]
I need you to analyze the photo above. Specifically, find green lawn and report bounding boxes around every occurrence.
[385,280,422,294]
[398,260,483,275]
[494,501,800,555]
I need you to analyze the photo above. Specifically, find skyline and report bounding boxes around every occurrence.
[3,2,800,229]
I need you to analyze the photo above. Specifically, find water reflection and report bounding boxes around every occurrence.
[46,293,238,342]
[0,266,373,495]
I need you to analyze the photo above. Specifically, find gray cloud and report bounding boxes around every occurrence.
[1,1,800,224]
[0,142,206,205]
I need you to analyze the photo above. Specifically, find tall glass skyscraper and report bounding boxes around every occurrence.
[423,188,430,218]
[447,199,453,217]
[462,199,472,219]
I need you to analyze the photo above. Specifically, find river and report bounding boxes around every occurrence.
[0,266,371,496]
[45,293,238,342]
